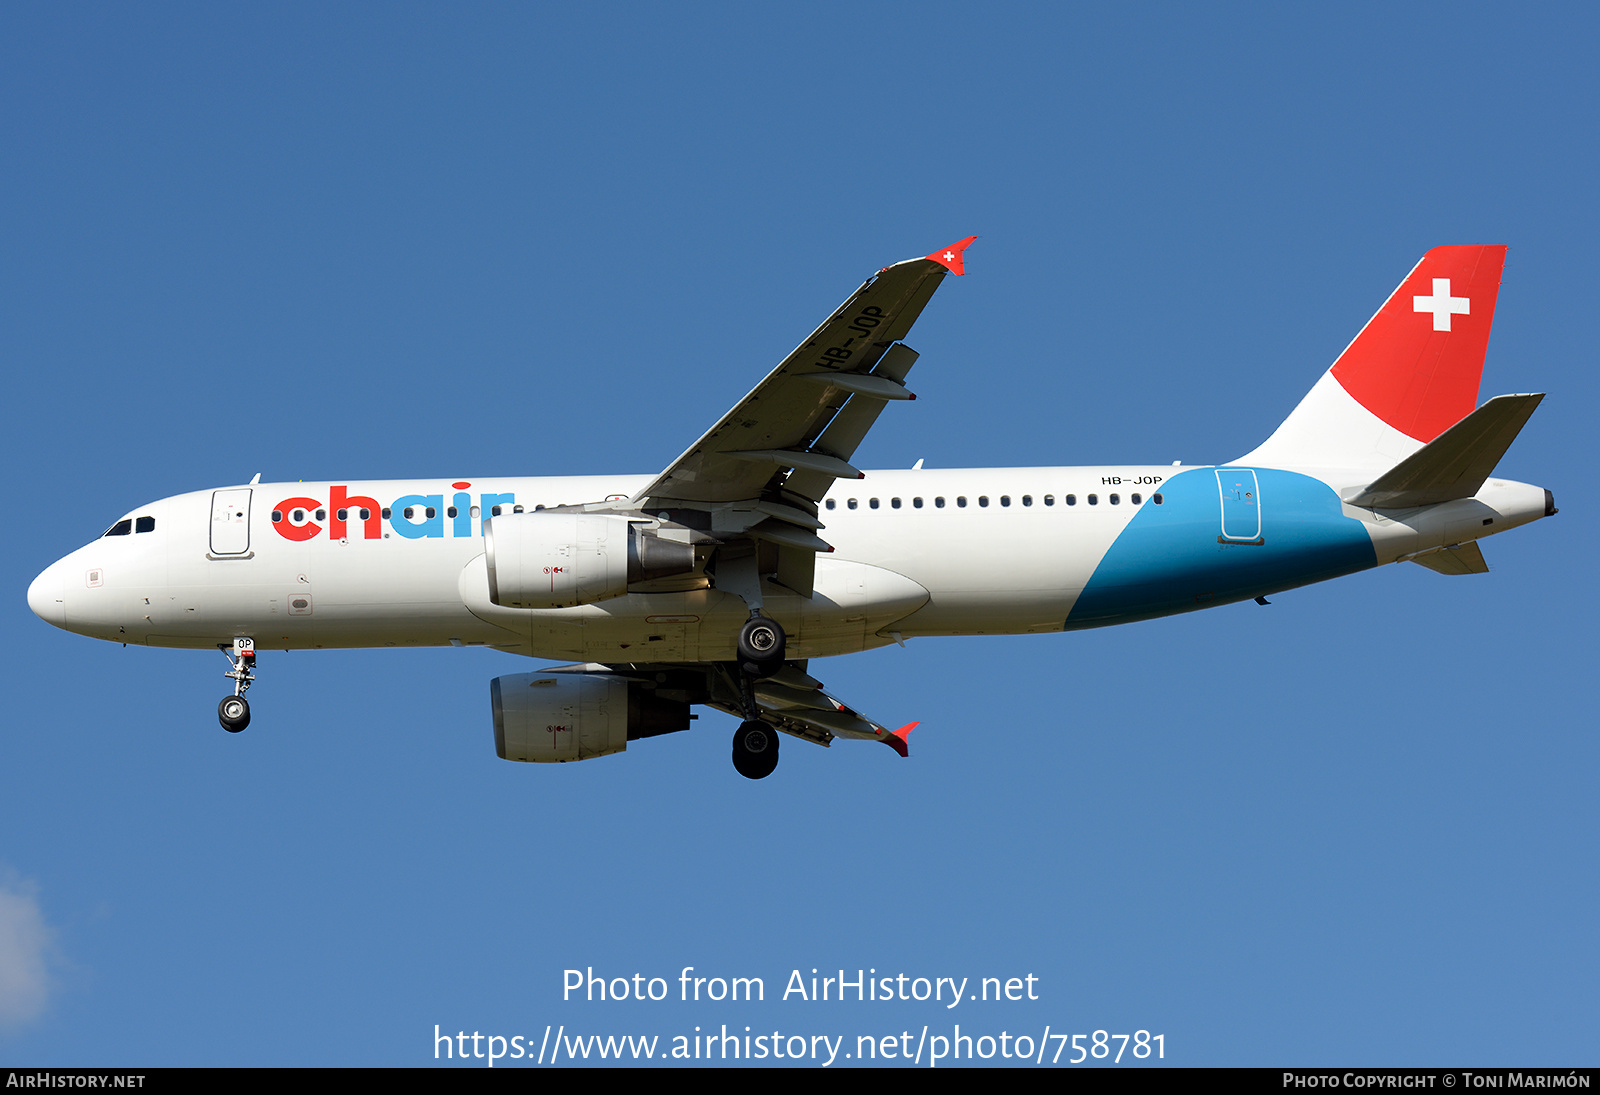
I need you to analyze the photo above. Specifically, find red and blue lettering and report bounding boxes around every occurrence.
[271,481,514,542]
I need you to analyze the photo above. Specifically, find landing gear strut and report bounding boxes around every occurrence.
[732,719,779,780]
[217,637,255,733]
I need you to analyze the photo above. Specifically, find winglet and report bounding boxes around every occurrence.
[925,237,977,276]
[881,721,919,758]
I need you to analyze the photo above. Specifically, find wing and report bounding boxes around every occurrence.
[625,238,974,593]
[741,663,917,755]
[539,661,920,756]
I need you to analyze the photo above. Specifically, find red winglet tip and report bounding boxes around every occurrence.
[926,236,977,275]
[883,721,919,758]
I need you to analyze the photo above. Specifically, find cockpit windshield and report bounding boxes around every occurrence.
[102,516,154,537]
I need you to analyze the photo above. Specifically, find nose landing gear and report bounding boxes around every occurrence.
[217,637,255,733]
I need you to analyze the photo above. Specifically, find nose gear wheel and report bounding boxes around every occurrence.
[218,695,250,732]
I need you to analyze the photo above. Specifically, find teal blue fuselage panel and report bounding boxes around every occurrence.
[1064,468,1376,630]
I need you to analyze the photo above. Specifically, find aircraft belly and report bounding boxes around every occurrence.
[457,553,928,661]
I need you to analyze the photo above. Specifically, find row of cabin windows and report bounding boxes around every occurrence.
[270,503,526,523]
[103,516,156,536]
[824,493,1163,511]
[107,493,1161,536]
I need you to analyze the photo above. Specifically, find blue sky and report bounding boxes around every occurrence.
[2,3,1595,1067]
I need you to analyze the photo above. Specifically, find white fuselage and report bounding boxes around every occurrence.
[27,464,1551,664]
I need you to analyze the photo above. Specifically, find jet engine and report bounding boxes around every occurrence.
[490,673,690,762]
[483,512,696,609]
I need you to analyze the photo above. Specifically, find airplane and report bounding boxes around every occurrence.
[26,239,1555,779]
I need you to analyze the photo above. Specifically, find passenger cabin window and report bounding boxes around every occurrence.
[1065,494,1077,506]
[891,497,901,509]
[447,506,458,518]
[490,505,502,516]
[382,507,393,519]
[104,519,132,537]
[1000,495,1011,507]
[935,497,945,508]
[271,510,283,523]
[913,497,923,508]
[869,498,880,509]
[957,496,967,508]
[135,516,155,533]
[292,509,306,522]
[978,496,989,507]
[426,507,437,519]
[1153,493,1164,505]
[1109,494,1120,505]
[513,505,524,513]
[315,509,326,521]
[826,499,836,510]
[1022,495,1032,506]
[848,499,858,510]
[1088,494,1099,505]
[1131,493,1142,505]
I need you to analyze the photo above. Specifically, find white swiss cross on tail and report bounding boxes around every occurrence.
[1413,277,1470,331]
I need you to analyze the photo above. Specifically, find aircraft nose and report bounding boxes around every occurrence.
[28,560,66,628]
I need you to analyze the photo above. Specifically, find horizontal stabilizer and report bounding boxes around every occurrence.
[1345,394,1543,509]
[1411,542,1489,575]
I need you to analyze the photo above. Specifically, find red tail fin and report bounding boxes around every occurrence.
[1239,246,1507,471]
[1330,245,1506,443]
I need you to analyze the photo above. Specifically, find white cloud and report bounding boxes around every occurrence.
[0,873,55,1028]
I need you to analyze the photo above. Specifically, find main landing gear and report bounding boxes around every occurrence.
[730,613,785,779]
[737,614,785,678]
[217,637,255,733]
[732,719,779,780]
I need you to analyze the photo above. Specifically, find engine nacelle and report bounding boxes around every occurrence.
[490,673,690,763]
[485,512,630,608]
[484,512,698,609]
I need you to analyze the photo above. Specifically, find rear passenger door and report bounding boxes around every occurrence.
[1215,470,1263,544]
